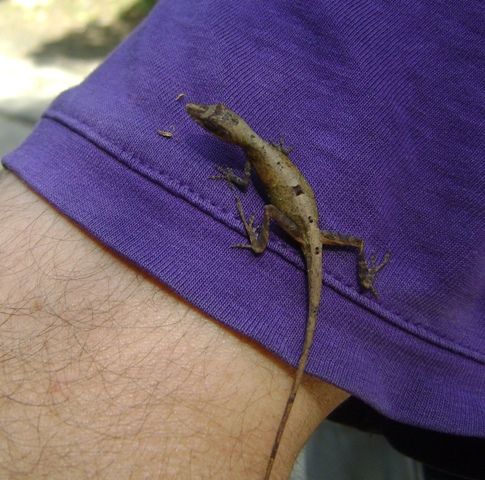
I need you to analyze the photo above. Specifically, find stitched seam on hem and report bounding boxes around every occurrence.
[40,109,485,364]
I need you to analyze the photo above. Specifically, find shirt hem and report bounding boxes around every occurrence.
[2,115,484,437]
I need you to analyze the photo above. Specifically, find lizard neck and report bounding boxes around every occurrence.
[246,133,266,150]
[243,136,275,168]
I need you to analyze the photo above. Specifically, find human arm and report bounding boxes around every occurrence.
[0,170,349,479]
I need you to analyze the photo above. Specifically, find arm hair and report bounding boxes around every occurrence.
[0,170,348,479]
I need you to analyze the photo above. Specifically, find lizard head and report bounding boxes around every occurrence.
[186,103,249,146]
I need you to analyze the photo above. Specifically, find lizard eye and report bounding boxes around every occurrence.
[205,119,231,139]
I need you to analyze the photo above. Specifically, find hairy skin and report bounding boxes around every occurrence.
[0,170,349,480]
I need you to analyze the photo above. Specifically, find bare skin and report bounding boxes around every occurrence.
[0,169,351,479]
[186,103,389,479]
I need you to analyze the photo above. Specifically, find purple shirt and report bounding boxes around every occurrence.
[3,0,484,438]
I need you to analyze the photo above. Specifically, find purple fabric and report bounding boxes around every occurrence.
[3,1,484,437]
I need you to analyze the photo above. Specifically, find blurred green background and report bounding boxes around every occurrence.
[0,0,156,159]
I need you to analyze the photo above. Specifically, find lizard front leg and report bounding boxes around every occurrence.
[210,160,252,189]
[233,199,303,253]
[319,231,389,296]
[270,136,293,155]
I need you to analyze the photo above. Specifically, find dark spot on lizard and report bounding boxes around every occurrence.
[292,185,304,196]
[315,246,320,255]
[223,113,239,125]
[308,216,314,223]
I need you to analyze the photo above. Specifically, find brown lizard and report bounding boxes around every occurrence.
[185,103,389,479]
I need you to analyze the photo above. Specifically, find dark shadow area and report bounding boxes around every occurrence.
[330,397,485,480]
[29,0,157,63]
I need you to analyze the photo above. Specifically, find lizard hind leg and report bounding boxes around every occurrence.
[209,160,252,189]
[358,252,390,297]
[319,230,390,296]
[232,199,303,253]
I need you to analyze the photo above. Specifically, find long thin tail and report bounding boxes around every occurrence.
[264,246,322,479]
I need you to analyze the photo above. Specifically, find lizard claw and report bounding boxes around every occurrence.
[359,252,390,296]
[375,252,391,271]
[243,218,258,239]
[209,166,235,183]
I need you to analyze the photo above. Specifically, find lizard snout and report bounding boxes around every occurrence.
[185,103,210,119]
